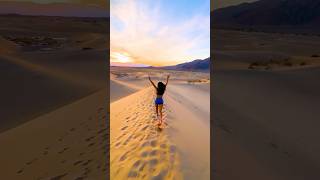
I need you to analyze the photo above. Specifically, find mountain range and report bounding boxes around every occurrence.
[161,57,210,72]
[212,0,320,33]
[0,1,108,17]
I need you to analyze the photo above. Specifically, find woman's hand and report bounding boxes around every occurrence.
[166,74,170,85]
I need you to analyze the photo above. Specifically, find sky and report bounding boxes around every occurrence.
[0,0,257,10]
[110,0,210,67]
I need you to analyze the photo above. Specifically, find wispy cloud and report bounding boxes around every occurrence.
[110,0,210,66]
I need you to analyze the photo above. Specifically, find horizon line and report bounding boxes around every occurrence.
[110,57,210,68]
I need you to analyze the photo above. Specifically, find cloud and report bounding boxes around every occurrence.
[110,0,210,66]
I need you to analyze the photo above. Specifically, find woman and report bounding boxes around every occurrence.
[148,75,170,126]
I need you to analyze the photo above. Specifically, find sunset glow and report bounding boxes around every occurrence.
[110,0,210,67]
[111,52,133,63]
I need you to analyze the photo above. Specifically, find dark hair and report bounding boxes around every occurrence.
[157,82,166,95]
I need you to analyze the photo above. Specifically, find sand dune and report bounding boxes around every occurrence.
[110,69,210,179]
[213,29,320,179]
[0,15,107,132]
[214,69,320,179]
[0,15,108,179]
[110,80,141,103]
[166,84,210,179]
[0,36,17,53]
[0,90,107,179]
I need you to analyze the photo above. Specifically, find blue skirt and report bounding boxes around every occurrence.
[155,97,164,105]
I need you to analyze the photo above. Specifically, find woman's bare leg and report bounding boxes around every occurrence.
[155,104,159,117]
[158,104,163,125]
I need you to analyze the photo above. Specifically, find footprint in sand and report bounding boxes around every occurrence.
[149,159,158,168]
[128,144,139,152]
[160,144,167,149]
[26,158,38,165]
[132,134,139,140]
[88,142,95,147]
[128,170,138,178]
[120,126,128,131]
[102,167,107,172]
[141,125,149,131]
[153,169,169,180]
[132,160,142,169]
[125,134,133,141]
[82,167,91,176]
[119,152,128,161]
[141,141,150,147]
[73,160,83,166]
[17,169,24,174]
[115,142,121,147]
[218,123,233,134]
[58,147,69,154]
[50,173,68,180]
[85,136,95,142]
[138,162,147,172]
[141,151,149,158]
[169,145,177,154]
[139,135,146,141]
[97,128,107,134]
[150,140,157,147]
[82,160,92,166]
[150,150,158,156]
[269,142,279,150]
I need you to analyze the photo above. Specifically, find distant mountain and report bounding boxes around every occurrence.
[0,1,108,17]
[162,57,210,72]
[212,0,320,31]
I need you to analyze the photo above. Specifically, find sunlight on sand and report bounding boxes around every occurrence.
[110,67,210,179]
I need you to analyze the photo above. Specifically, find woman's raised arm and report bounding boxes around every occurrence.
[148,75,157,89]
[165,75,170,86]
